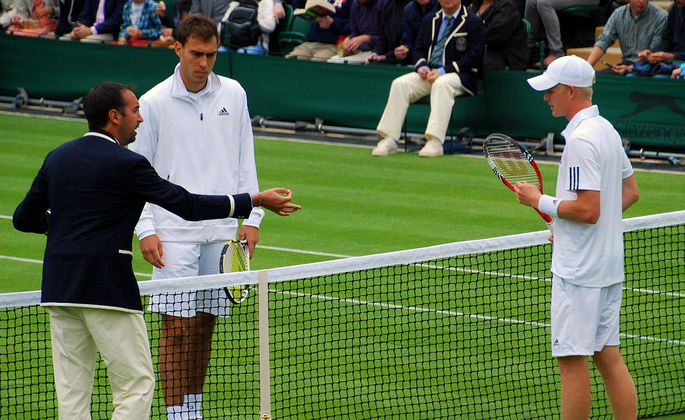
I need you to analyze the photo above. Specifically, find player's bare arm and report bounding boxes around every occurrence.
[622,175,639,211]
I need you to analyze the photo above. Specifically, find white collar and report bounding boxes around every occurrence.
[561,105,599,139]
[170,63,221,102]
[85,131,120,145]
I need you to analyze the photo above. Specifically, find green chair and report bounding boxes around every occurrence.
[269,2,295,55]
[277,15,312,56]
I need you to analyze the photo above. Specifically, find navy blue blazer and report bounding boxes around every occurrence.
[412,5,484,95]
[77,0,125,37]
[13,130,253,312]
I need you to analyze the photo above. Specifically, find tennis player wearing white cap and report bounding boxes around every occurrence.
[515,55,640,420]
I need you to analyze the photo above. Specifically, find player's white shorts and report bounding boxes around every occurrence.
[148,241,230,318]
[550,275,622,357]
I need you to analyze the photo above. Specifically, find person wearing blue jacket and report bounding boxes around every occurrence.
[372,0,483,157]
[61,0,126,41]
[13,81,300,420]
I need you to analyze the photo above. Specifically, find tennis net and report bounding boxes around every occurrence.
[1,211,683,419]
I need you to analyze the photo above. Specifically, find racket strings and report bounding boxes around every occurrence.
[486,145,540,187]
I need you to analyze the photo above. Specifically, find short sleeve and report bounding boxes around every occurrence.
[621,151,633,179]
[563,137,601,192]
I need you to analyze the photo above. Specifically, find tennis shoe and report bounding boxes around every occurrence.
[372,138,398,156]
[418,138,443,157]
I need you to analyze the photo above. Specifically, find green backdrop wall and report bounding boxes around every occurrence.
[1,34,683,151]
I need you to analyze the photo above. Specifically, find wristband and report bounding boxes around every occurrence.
[257,192,262,207]
[537,194,561,218]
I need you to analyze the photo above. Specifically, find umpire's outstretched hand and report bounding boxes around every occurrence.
[254,188,302,216]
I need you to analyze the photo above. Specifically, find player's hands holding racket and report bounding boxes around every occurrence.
[254,188,302,215]
[514,181,542,208]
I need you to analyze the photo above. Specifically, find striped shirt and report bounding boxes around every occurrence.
[595,2,668,64]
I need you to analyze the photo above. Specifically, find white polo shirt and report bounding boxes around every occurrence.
[552,105,634,287]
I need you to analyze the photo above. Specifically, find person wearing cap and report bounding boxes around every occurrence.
[514,55,640,419]
[371,0,484,157]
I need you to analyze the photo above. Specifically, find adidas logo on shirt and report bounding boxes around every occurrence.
[218,107,229,116]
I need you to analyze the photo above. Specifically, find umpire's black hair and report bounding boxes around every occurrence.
[82,82,132,130]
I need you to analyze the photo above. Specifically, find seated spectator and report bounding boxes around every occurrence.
[637,0,684,66]
[524,0,600,67]
[157,0,191,40]
[54,0,84,37]
[364,0,410,65]
[469,0,527,69]
[328,0,380,63]
[61,0,126,42]
[4,0,58,36]
[228,0,277,54]
[117,0,162,45]
[190,0,229,24]
[286,0,351,61]
[586,0,667,74]
[395,0,440,63]
[371,0,484,158]
[0,0,11,27]
[272,0,284,21]
[673,62,685,77]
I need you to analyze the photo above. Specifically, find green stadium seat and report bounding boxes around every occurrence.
[269,2,295,55]
[277,15,311,56]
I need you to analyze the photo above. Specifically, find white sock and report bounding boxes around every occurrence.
[166,405,186,420]
[184,393,203,419]
[386,137,397,146]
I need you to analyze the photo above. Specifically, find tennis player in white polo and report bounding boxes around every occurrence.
[514,55,640,420]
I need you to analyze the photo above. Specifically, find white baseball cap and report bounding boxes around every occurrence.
[527,55,595,91]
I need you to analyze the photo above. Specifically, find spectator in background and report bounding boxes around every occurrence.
[637,0,685,66]
[469,0,527,69]
[524,0,599,67]
[272,0,284,21]
[117,0,162,45]
[586,0,667,74]
[190,0,230,24]
[61,0,125,42]
[157,0,191,40]
[673,62,685,77]
[286,0,351,61]
[4,0,58,36]
[329,0,380,63]
[0,0,12,27]
[54,0,85,37]
[364,0,409,65]
[232,0,277,54]
[371,0,484,158]
[395,0,440,63]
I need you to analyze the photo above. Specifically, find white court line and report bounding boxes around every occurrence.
[0,255,153,278]
[274,289,685,346]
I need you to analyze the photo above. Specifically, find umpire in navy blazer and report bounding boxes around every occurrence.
[13,81,300,419]
[412,4,484,96]
[372,0,484,158]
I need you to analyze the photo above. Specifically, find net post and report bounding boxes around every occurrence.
[258,270,272,419]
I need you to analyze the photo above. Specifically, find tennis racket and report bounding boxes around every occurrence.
[482,133,553,227]
[219,239,251,304]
